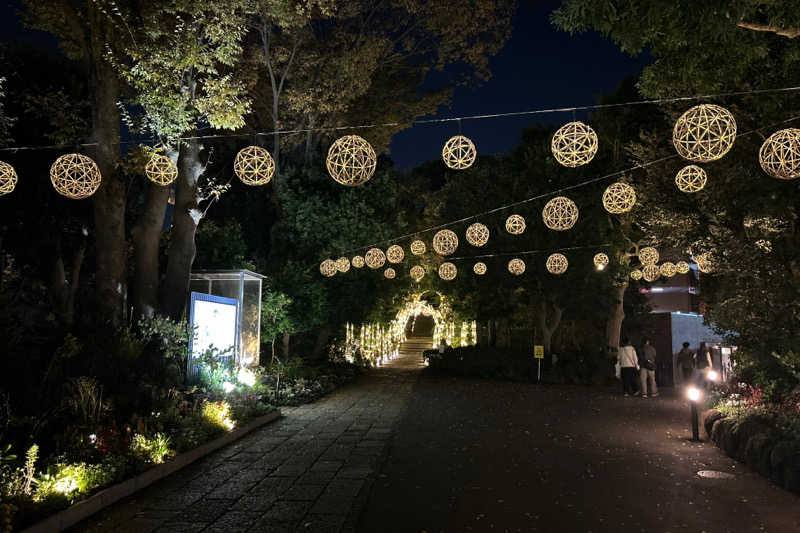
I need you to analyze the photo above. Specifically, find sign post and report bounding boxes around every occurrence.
[534,345,544,382]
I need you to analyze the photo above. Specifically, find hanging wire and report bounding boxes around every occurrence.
[447,243,612,261]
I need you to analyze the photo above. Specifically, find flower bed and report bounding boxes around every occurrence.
[261,360,361,406]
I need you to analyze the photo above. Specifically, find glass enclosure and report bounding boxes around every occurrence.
[188,270,264,368]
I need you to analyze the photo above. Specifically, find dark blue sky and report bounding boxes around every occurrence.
[389,1,650,168]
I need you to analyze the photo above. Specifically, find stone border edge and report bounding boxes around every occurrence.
[21,409,282,533]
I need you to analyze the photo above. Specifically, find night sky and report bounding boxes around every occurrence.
[0,1,650,168]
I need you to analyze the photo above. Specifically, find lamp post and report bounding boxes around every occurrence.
[687,386,701,441]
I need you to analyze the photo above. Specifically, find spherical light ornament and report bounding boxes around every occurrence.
[673,104,737,162]
[505,214,526,235]
[508,258,526,275]
[234,145,275,186]
[335,257,350,273]
[542,196,579,231]
[638,247,659,265]
[326,135,377,186]
[659,262,677,277]
[675,165,707,193]
[602,182,636,214]
[0,161,18,196]
[630,269,643,281]
[593,253,609,270]
[473,262,487,275]
[386,245,405,264]
[320,259,337,277]
[442,135,477,170]
[642,264,660,282]
[676,261,690,274]
[695,252,714,273]
[50,153,102,199]
[364,248,386,269]
[551,121,598,167]
[410,240,426,255]
[145,153,178,186]
[410,265,425,282]
[759,128,800,180]
[755,239,772,253]
[438,262,457,281]
[384,268,396,279]
[432,229,458,256]
[352,255,365,269]
[465,222,490,247]
[546,253,568,275]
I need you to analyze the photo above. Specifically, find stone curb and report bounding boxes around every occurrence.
[21,409,282,533]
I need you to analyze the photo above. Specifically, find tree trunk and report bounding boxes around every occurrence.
[131,156,173,318]
[606,282,627,350]
[282,331,290,359]
[88,5,124,325]
[537,300,563,355]
[311,325,330,361]
[161,140,204,320]
[49,237,86,327]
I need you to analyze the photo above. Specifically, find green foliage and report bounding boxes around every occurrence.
[34,460,118,503]
[136,315,193,384]
[130,433,172,465]
[194,220,256,270]
[61,378,109,429]
[261,288,292,347]
[200,400,235,433]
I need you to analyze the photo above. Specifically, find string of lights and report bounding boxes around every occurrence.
[445,243,612,262]
[1,85,799,153]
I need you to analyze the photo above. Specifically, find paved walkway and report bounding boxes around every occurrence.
[73,351,424,533]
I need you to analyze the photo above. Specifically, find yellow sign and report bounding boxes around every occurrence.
[534,345,544,359]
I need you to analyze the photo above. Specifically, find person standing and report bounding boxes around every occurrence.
[695,341,712,381]
[617,337,640,397]
[639,338,659,398]
[676,342,694,383]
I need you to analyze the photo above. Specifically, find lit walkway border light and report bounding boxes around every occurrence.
[687,386,702,441]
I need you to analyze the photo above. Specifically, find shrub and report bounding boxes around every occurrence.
[200,401,235,433]
[130,433,172,465]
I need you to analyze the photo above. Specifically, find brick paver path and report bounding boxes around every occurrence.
[73,350,425,533]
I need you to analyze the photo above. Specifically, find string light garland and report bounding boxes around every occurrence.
[336,256,350,273]
[432,229,459,256]
[442,135,477,170]
[0,161,17,195]
[505,214,526,235]
[551,121,598,167]
[326,135,377,186]
[386,245,405,263]
[410,239,426,255]
[320,259,337,277]
[145,153,178,186]
[439,262,457,280]
[638,247,659,265]
[508,258,526,275]
[676,261,690,274]
[234,146,275,186]
[695,252,714,273]
[642,264,660,282]
[365,248,386,269]
[410,265,425,282]
[352,255,365,268]
[673,104,737,162]
[542,196,579,231]
[50,153,102,199]
[384,267,396,279]
[759,128,800,179]
[546,253,568,274]
[660,262,677,277]
[602,182,636,214]
[593,253,609,270]
[675,165,707,192]
[630,269,643,280]
[465,222,490,246]
[473,262,487,275]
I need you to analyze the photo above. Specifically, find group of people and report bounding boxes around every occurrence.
[617,338,716,397]
[676,341,712,383]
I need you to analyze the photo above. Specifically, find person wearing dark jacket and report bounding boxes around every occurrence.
[639,338,659,398]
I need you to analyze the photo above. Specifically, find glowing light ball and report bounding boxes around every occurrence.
[320,259,337,277]
[638,247,659,265]
[410,239,426,255]
[386,245,405,263]
[442,135,477,170]
[660,262,677,277]
[602,182,636,214]
[410,265,425,282]
[508,258,526,275]
[0,161,18,195]
[335,257,350,273]
[465,222,490,246]
[432,229,459,256]
[546,253,568,274]
[673,104,736,162]
[755,239,772,253]
[630,269,643,280]
[384,267,396,279]
[593,253,609,270]
[326,135,377,186]
[352,255,365,268]
[473,262,487,275]
[642,264,660,282]
[505,214,526,235]
[50,153,102,199]
[551,121,598,167]
[234,146,274,185]
[438,262,457,280]
[675,165,707,193]
[542,196,579,231]
[676,261,690,274]
[364,248,386,269]
[695,252,713,273]
[759,128,800,179]
[145,153,178,186]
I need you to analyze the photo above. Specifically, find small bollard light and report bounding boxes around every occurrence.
[687,386,702,402]
[687,386,702,440]
[707,369,719,382]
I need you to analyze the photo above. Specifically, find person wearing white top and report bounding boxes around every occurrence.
[617,337,640,396]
